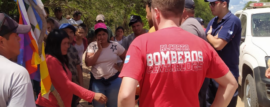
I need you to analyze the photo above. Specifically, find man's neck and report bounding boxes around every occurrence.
[74,18,79,21]
[217,10,229,22]
[134,31,145,38]
[158,18,179,30]
[57,17,62,21]
[76,37,83,41]
[0,52,12,60]
[181,14,194,25]
[116,36,122,41]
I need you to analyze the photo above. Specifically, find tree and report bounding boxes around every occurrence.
[243,1,257,9]
[2,0,215,35]
[0,0,18,17]
[194,0,214,26]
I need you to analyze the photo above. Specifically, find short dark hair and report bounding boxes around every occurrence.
[46,18,55,24]
[146,0,152,10]
[73,11,82,17]
[54,7,62,12]
[1,32,12,40]
[151,0,185,18]
[116,26,124,32]
[45,29,69,72]
[77,23,87,31]
[95,29,110,43]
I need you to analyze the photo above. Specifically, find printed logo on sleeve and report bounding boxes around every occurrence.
[125,55,130,64]
[228,30,233,35]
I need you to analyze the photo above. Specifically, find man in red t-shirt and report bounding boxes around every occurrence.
[118,0,238,107]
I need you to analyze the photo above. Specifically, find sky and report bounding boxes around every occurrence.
[229,0,259,13]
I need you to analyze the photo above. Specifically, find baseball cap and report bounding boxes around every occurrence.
[96,14,105,22]
[129,15,142,26]
[185,0,195,9]
[0,13,31,36]
[94,23,107,31]
[59,23,76,32]
[54,7,62,12]
[205,0,230,4]
[195,17,204,25]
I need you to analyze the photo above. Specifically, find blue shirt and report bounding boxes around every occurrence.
[206,11,242,78]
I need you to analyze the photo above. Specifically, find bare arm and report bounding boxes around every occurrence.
[76,65,84,86]
[207,26,228,51]
[211,71,238,107]
[118,77,138,107]
[85,50,102,66]
[207,34,228,51]
[266,67,270,79]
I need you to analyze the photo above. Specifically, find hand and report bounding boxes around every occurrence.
[207,26,212,35]
[97,39,102,49]
[266,67,270,79]
[94,93,107,104]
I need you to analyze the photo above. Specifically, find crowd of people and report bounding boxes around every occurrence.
[1,0,270,107]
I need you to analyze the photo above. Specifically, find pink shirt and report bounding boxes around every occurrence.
[119,27,229,107]
[36,55,95,107]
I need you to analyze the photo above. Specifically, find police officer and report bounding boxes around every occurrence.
[204,0,242,107]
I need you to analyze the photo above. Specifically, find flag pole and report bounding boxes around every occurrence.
[28,0,64,107]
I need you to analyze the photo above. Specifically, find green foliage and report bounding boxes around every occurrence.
[260,0,270,2]
[1,0,215,35]
[194,0,214,26]
[0,0,18,16]
[243,1,257,9]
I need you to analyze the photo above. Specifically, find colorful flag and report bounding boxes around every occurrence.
[17,0,52,99]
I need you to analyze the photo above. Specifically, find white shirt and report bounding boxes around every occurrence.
[69,19,83,27]
[53,17,69,25]
[0,55,36,107]
[74,43,84,65]
[114,38,124,63]
[87,41,125,79]
[115,38,123,45]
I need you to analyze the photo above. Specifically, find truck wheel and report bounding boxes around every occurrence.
[244,74,259,107]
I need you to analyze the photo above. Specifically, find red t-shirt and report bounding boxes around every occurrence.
[119,27,229,107]
[36,55,95,107]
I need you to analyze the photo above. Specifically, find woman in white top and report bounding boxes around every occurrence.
[85,23,126,107]
[73,24,88,66]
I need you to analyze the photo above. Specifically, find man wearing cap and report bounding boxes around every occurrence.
[204,0,241,107]
[53,7,69,25]
[59,23,84,107]
[0,13,35,107]
[196,17,206,31]
[121,15,148,50]
[69,11,83,27]
[88,14,113,42]
[180,0,206,41]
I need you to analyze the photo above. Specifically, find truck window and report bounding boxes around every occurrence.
[252,13,270,37]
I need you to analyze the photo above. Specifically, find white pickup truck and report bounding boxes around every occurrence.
[235,2,270,107]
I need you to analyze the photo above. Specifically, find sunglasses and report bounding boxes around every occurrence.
[209,1,223,7]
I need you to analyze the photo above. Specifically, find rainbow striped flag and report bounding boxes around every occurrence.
[17,0,52,99]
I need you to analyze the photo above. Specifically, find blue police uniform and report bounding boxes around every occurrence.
[205,11,242,107]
